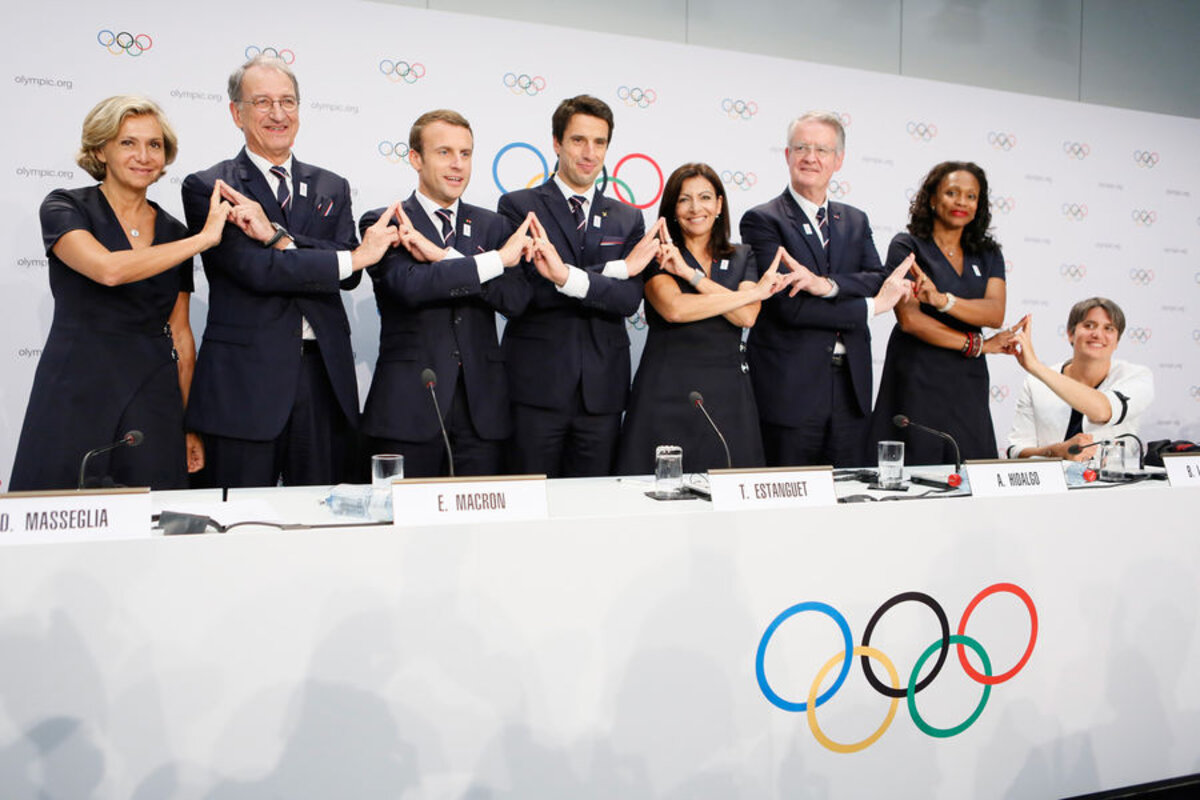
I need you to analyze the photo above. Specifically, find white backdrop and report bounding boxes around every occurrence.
[3,0,1199,487]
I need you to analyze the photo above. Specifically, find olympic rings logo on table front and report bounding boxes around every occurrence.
[617,86,657,109]
[491,144,664,209]
[1133,150,1159,168]
[97,30,153,57]
[246,45,294,64]
[906,121,937,142]
[1062,141,1091,160]
[377,141,410,163]
[721,171,757,191]
[1129,268,1155,286]
[722,98,758,121]
[756,584,1037,753]
[379,59,426,84]
[505,73,547,97]
[1130,209,1157,227]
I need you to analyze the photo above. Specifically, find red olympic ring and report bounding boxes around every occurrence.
[610,153,664,210]
[956,582,1038,685]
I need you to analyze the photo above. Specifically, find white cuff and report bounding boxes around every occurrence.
[556,265,590,298]
[821,277,839,298]
[475,250,504,283]
[336,251,352,280]
[601,259,629,279]
[865,297,876,319]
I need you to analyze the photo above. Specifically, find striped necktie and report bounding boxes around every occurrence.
[568,194,587,244]
[435,207,454,246]
[269,165,291,219]
[815,206,828,249]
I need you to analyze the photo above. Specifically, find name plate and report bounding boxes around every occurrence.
[391,475,548,526]
[965,458,1067,498]
[0,488,152,545]
[709,466,837,511]
[1162,452,1200,487]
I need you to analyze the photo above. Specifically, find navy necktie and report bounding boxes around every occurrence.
[435,208,454,246]
[568,194,587,244]
[269,165,291,220]
[815,206,828,249]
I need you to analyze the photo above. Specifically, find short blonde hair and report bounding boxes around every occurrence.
[76,95,178,180]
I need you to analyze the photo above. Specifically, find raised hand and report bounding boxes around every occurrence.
[777,248,829,297]
[873,254,916,315]
[350,200,403,270]
[199,180,234,248]
[219,181,276,243]
[625,218,669,277]
[499,212,536,267]
[527,214,569,285]
[391,203,448,263]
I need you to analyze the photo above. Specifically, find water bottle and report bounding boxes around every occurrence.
[1064,462,1098,486]
[323,484,392,521]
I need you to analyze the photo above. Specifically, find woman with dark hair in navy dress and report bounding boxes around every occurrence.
[869,161,1017,465]
[616,162,789,475]
[9,95,231,490]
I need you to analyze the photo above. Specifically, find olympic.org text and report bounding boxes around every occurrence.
[14,75,73,89]
[16,167,74,180]
[311,101,359,114]
[18,348,43,358]
[170,89,223,103]
[17,258,48,269]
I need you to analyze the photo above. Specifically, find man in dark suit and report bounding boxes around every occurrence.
[741,112,911,468]
[358,109,534,477]
[497,95,662,478]
[181,55,398,487]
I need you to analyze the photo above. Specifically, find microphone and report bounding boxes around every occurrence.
[1066,439,1110,457]
[78,430,144,490]
[892,414,962,476]
[689,390,732,470]
[420,368,454,477]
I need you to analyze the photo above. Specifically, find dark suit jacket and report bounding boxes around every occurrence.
[740,190,886,425]
[181,148,361,441]
[359,195,531,442]
[497,181,645,415]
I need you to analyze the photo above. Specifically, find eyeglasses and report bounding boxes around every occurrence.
[790,143,838,158]
[242,96,299,113]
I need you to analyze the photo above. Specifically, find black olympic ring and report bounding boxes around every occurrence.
[379,59,426,83]
[721,98,758,120]
[1062,203,1088,220]
[988,131,1017,151]
[990,385,1010,402]
[1130,209,1157,226]
[721,170,757,190]
[1133,150,1159,168]
[860,592,950,699]
[1129,268,1155,285]
[1126,328,1152,344]
[1060,264,1087,281]
[377,141,410,160]
[1190,386,1200,399]
[97,30,153,56]
[617,85,657,108]
[993,196,1016,214]
[828,179,850,199]
[504,72,547,96]
[906,121,937,142]
[1062,141,1090,159]
[245,45,295,64]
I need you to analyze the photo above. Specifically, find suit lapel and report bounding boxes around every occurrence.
[288,158,313,233]
[404,193,442,244]
[779,192,828,274]
[535,181,583,264]
[826,202,848,273]
[235,149,286,227]
[581,191,610,265]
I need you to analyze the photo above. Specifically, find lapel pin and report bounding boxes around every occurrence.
[298,182,308,197]
[463,220,472,237]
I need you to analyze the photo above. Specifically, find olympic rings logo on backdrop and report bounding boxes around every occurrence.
[906,121,937,142]
[722,98,758,121]
[97,30,153,57]
[904,187,918,202]
[491,144,664,209]
[1062,203,1088,221]
[377,141,410,163]
[990,385,1010,402]
[756,584,1037,753]
[504,73,547,97]
[1129,268,1155,286]
[1062,141,1091,160]
[832,111,852,128]
[1130,209,1157,227]
[721,170,757,191]
[617,86,657,109]
[1193,330,1200,343]
[1059,264,1087,282]
[245,45,294,64]
[1133,150,1159,168]
[1190,386,1200,400]
[379,59,426,84]
[993,196,1016,215]
[827,179,850,200]
[1005,258,1015,275]
[987,131,1017,151]
[1126,327,1152,345]
[626,309,648,331]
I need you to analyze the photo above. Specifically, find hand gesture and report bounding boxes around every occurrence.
[872,254,916,315]
[350,201,403,270]
[625,218,669,277]
[499,212,536,267]
[392,203,448,263]
[752,247,790,300]
[981,325,1019,355]
[528,214,569,286]
[777,248,829,297]
[199,181,234,249]
[1007,314,1040,371]
[909,261,949,308]
[656,238,689,279]
[219,181,275,243]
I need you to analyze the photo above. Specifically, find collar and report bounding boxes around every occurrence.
[553,174,594,209]
[413,190,461,229]
[788,185,827,228]
[244,148,294,183]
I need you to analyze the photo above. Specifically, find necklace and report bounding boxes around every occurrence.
[129,228,140,238]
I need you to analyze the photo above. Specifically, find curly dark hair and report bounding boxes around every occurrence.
[907,161,998,253]
[657,162,734,260]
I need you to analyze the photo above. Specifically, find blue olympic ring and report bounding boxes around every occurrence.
[492,142,551,194]
[756,601,854,712]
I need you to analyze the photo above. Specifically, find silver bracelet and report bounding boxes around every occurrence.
[688,269,704,287]
[937,292,956,313]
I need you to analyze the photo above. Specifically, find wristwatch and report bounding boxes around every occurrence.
[264,222,290,248]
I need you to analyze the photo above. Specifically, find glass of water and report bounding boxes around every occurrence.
[654,445,684,496]
[877,441,905,490]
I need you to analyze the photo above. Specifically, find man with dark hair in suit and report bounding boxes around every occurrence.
[740,111,911,468]
[358,109,534,477]
[497,94,664,477]
[181,55,398,487]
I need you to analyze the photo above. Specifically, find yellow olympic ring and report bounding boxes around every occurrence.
[805,645,901,754]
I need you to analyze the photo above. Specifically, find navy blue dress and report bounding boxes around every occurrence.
[9,186,194,490]
[616,244,765,475]
[869,233,1005,465]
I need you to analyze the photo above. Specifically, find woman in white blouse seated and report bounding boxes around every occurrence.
[1006,297,1154,460]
